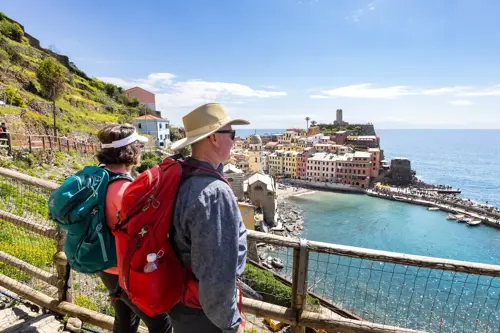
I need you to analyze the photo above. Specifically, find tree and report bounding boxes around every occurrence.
[310,120,317,127]
[305,117,310,129]
[36,57,68,136]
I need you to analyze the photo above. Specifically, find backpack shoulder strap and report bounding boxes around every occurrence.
[180,162,229,186]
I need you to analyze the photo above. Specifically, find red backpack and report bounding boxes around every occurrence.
[114,156,227,317]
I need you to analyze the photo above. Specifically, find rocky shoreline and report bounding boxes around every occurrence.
[256,199,306,271]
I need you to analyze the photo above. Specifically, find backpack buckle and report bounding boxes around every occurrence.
[139,226,148,237]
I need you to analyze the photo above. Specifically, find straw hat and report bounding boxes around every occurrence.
[171,103,249,151]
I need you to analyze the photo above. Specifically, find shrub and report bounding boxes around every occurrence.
[0,20,23,42]
[241,265,320,309]
[36,57,68,100]
[127,97,140,107]
[0,48,8,63]
[4,86,27,107]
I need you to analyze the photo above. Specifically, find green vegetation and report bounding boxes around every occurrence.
[0,12,158,137]
[75,294,98,311]
[0,175,54,281]
[0,17,23,42]
[135,151,164,173]
[4,86,27,107]
[242,264,320,310]
[36,57,68,100]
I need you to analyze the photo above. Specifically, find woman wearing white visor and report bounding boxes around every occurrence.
[97,124,172,333]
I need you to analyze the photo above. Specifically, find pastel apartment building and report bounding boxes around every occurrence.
[306,152,338,182]
[297,147,315,180]
[283,151,299,178]
[368,148,381,178]
[134,115,171,147]
[268,150,285,177]
[335,151,372,188]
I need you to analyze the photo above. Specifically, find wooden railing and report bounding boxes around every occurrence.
[1,167,500,332]
[0,133,97,154]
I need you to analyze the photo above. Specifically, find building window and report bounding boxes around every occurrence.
[159,123,163,129]
[138,123,142,129]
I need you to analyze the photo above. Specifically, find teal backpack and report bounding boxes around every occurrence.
[48,166,133,274]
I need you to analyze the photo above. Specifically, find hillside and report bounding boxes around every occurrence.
[0,12,151,142]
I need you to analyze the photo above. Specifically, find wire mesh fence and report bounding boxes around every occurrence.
[305,252,500,333]
[0,170,113,315]
[0,174,57,298]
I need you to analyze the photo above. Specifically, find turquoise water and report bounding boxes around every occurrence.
[284,130,500,332]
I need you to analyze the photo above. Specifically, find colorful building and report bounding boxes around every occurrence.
[335,152,372,188]
[306,152,338,182]
[297,147,315,180]
[238,202,256,230]
[368,148,381,178]
[283,151,299,178]
[268,150,284,176]
[134,115,170,147]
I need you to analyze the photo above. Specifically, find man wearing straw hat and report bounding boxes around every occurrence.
[169,103,249,333]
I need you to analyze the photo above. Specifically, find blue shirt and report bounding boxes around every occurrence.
[171,157,247,333]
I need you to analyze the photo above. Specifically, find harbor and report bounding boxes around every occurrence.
[366,189,500,229]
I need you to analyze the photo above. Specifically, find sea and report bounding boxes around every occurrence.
[240,129,500,332]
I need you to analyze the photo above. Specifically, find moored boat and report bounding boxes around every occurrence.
[428,207,440,211]
[447,214,456,220]
[467,219,482,226]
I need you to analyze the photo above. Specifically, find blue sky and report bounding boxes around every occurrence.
[4,0,500,129]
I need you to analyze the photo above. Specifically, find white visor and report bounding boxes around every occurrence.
[101,130,149,149]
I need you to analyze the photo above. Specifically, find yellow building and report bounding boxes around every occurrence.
[268,150,284,176]
[238,202,256,230]
[283,151,299,178]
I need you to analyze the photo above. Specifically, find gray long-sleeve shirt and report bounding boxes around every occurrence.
[171,158,247,333]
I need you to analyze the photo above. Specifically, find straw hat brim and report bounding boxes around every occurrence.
[171,118,249,151]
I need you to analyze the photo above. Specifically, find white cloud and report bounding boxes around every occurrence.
[463,85,500,97]
[449,100,473,105]
[100,73,287,113]
[319,84,415,99]
[421,87,471,95]
[99,72,176,92]
[310,94,330,99]
[348,1,376,22]
[313,84,474,99]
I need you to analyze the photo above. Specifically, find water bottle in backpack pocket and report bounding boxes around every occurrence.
[48,166,132,274]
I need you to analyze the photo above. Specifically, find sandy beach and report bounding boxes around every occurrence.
[276,183,316,200]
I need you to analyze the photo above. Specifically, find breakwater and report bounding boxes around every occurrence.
[367,190,500,228]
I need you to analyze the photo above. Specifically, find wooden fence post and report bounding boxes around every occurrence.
[58,137,61,151]
[6,133,12,155]
[28,136,32,153]
[48,136,53,150]
[42,136,45,150]
[67,139,70,153]
[74,141,77,152]
[54,227,72,303]
[291,238,309,333]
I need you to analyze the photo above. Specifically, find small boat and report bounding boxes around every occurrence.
[467,220,482,226]
[393,195,406,201]
[447,214,456,220]
[428,207,440,211]
[455,214,465,220]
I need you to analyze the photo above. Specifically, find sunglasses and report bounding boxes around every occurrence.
[215,130,236,140]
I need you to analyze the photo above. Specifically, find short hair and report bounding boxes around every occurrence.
[96,124,142,165]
